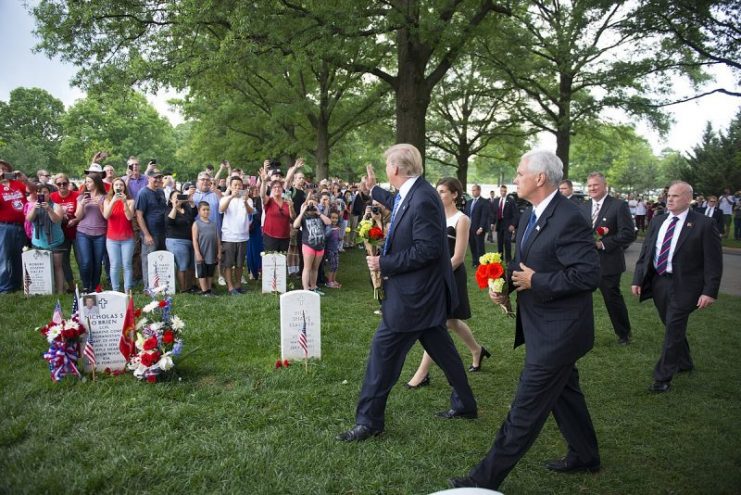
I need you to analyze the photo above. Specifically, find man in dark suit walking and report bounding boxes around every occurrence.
[700,195,725,236]
[491,185,516,263]
[559,179,583,204]
[632,181,722,393]
[449,150,601,490]
[584,172,635,344]
[336,144,477,442]
[467,184,489,267]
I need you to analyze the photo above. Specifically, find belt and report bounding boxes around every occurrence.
[0,221,22,226]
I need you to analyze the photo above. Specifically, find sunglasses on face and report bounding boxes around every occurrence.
[56,182,69,186]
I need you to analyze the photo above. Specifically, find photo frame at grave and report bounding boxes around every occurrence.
[280,290,321,360]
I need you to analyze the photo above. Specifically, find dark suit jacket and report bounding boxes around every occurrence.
[700,206,725,235]
[491,196,516,231]
[582,195,635,276]
[373,180,457,333]
[509,193,601,366]
[632,210,722,307]
[466,196,490,232]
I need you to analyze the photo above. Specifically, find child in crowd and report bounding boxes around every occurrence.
[192,201,221,296]
[293,198,330,295]
[325,211,342,288]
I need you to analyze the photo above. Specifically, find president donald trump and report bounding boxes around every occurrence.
[336,143,477,442]
[450,150,601,490]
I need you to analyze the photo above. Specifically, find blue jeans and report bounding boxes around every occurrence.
[75,231,106,292]
[60,238,75,283]
[107,237,135,292]
[0,223,26,292]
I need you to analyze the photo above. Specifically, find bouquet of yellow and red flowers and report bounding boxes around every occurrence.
[357,219,385,299]
[475,252,514,317]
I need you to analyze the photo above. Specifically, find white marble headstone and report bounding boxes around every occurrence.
[262,252,287,294]
[22,249,54,295]
[280,290,321,360]
[80,291,128,372]
[147,250,176,294]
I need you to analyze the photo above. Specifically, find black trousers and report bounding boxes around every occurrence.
[651,274,695,382]
[496,226,512,263]
[469,362,599,489]
[599,273,631,339]
[355,322,477,432]
[469,230,486,266]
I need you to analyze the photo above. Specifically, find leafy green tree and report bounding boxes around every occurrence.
[58,91,178,176]
[683,113,741,195]
[607,138,658,195]
[476,0,704,177]
[0,87,65,171]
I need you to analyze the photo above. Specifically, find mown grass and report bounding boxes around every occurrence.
[1,247,739,494]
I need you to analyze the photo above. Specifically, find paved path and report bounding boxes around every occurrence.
[624,240,741,297]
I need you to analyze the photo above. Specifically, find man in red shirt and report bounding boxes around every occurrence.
[0,160,33,293]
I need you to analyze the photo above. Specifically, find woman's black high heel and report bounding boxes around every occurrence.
[405,374,430,389]
[468,347,491,372]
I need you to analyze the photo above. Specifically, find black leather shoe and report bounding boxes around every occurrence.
[405,374,430,389]
[617,336,631,345]
[448,477,480,488]
[545,457,601,473]
[336,424,382,442]
[469,346,492,372]
[648,381,671,393]
[436,409,478,420]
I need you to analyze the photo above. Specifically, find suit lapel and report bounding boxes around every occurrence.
[385,180,418,252]
[673,210,696,255]
[521,195,560,260]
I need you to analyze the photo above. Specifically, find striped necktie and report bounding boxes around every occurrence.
[591,202,600,227]
[655,216,679,275]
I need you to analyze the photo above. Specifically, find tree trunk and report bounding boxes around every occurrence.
[315,120,330,180]
[557,74,573,178]
[556,127,571,179]
[456,154,469,190]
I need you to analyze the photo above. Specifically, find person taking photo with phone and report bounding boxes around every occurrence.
[103,178,136,293]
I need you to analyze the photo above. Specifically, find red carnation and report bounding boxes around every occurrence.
[163,330,175,344]
[596,226,609,236]
[369,226,384,240]
[143,336,158,351]
[283,359,290,367]
[146,374,157,383]
[95,284,103,293]
[140,352,155,367]
[134,309,142,318]
[275,359,283,369]
[159,300,167,308]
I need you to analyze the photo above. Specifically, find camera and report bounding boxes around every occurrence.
[149,159,157,165]
[2,172,15,180]
[306,203,317,212]
[38,194,46,204]
[84,192,91,199]
[371,206,380,214]
[177,194,189,201]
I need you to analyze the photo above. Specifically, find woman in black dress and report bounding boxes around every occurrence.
[406,177,490,388]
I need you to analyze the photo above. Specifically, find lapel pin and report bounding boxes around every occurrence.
[535,225,541,232]
[686,222,693,228]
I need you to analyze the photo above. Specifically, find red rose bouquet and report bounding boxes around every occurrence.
[127,292,184,383]
[357,218,386,299]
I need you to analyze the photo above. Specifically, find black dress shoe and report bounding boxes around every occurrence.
[405,374,430,389]
[648,381,671,393]
[436,409,478,420]
[469,346,492,372]
[617,336,631,345]
[336,424,382,442]
[448,476,480,488]
[545,457,601,473]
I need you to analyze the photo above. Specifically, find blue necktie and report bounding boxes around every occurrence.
[519,211,537,255]
[383,194,402,255]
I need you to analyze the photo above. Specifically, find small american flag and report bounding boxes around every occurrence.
[298,310,308,357]
[152,268,160,290]
[84,331,96,367]
[23,265,32,295]
[71,287,80,322]
[52,299,63,324]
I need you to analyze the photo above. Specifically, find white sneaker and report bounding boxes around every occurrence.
[241,275,248,284]
[218,276,226,286]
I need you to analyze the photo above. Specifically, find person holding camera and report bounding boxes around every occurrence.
[74,174,108,293]
[259,164,295,252]
[219,176,254,295]
[165,189,197,293]
[293,198,331,294]
[50,173,79,292]
[25,184,66,294]
[0,160,34,293]
[103,178,136,293]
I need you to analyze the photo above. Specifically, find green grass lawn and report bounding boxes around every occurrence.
[1,247,739,494]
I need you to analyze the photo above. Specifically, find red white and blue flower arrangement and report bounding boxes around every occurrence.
[125,286,185,383]
[37,301,86,382]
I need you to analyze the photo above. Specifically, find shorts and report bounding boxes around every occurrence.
[165,238,194,271]
[222,241,247,268]
[263,234,289,252]
[195,262,216,279]
[302,244,325,258]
